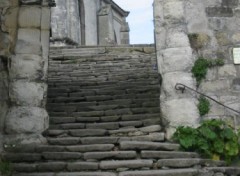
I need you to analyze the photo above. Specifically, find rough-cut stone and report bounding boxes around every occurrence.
[42,152,82,160]
[119,169,199,176]
[15,28,41,55]
[100,160,153,170]
[141,151,199,159]
[5,106,48,134]
[84,151,137,160]
[38,162,66,172]
[66,144,114,152]
[10,54,43,80]
[162,47,193,73]
[163,1,185,23]
[161,98,199,127]
[69,129,107,137]
[120,141,179,151]
[19,7,41,28]
[9,81,47,107]
[166,28,190,48]
[67,162,98,171]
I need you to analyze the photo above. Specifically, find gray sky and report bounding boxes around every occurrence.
[114,0,154,44]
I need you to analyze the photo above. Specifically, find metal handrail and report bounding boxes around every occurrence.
[175,83,240,115]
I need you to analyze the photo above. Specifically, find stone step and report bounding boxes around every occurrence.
[99,160,153,170]
[157,158,225,168]
[141,151,199,159]
[119,141,179,151]
[5,144,115,153]
[14,172,116,176]
[118,169,198,176]
[83,151,137,160]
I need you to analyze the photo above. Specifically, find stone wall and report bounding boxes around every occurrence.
[154,0,240,138]
[0,0,53,148]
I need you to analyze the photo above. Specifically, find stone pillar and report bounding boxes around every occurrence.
[4,0,54,144]
[154,0,200,139]
[120,22,130,45]
[98,5,115,45]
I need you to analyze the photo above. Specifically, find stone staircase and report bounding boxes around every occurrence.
[2,46,240,176]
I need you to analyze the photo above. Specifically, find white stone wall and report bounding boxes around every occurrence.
[0,0,52,147]
[154,0,240,137]
[154,0,199,139]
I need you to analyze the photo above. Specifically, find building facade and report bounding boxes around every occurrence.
[50,0,130,46]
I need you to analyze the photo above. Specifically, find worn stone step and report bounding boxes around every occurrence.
[69,129,108,137]
[13,161,100,172]
[66,144,114,152]
[14,172,117,176]
[157,158,225,168]
[141,151,199,159]
[49,123,85,130]
[42,152,82,160]
[84,151,137,160]
[47,137,81,145]
[120,141,178,151]
[100,160,153,170]
[118,169,198,176]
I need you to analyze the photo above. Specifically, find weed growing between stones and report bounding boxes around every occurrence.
[198,96,210,116]
[188,33,210,51]
[191,57,224,86]
[173,119,240,164]
[0,159,12,176]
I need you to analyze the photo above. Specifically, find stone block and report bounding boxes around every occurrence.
[163,0,184,24]
[155,27,166,50]
[42,152,82,160]
[222,0,239,7]
[19,7,41,28]
[162,47,193,73]
[161,72,196,98]
[161,98,199,127]
[9,81,47,107]
[199,80,231,93]
[38,162,66,172]
[100,160,153,170]
[206,7,233,17]
[10,54,43,80]
[3,7,19,29]
[15,28,41,55]
[67,162,98,171]
[166,28,190,48]
[84,151,137,160]
[41,7,51,30]
[5,106,48,134]
[218,64,237,78]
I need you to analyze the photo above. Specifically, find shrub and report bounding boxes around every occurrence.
[173,119,240,164]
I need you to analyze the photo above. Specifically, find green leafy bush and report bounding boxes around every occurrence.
[198,96,210,116]
[173,119,240,164]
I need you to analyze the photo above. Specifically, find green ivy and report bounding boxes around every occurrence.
[191,57,224,86]
[198,96,210,116]
[173,119,240,164]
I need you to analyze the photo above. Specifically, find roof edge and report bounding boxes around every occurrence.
[103,0,130,17]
